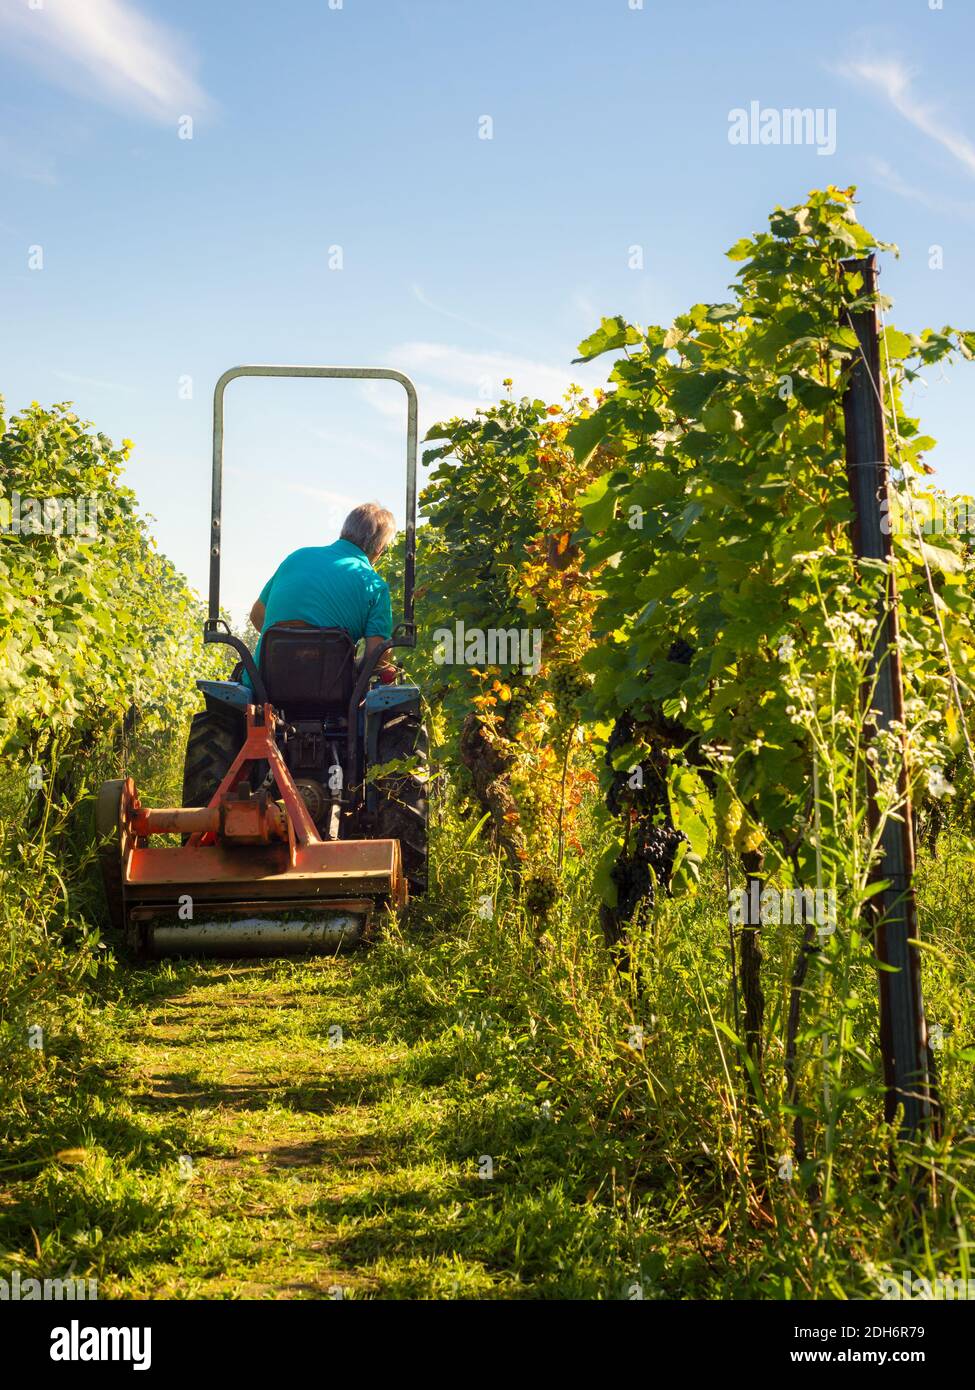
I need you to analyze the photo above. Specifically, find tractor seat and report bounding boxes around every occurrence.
[258,625,357,719]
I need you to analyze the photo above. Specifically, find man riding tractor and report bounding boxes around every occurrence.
[247,502,400,689]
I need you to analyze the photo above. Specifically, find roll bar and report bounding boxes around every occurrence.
[205,365,418,641]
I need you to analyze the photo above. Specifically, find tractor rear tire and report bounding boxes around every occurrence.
[373,713,429,897]
[182,711,241,809]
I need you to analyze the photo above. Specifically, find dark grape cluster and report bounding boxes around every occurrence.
[638,821,686,884]
[609,821,686,922]
[667,638,694,666]
[603,714,687,926]
[605,713,669,818]
[610,850,652,921]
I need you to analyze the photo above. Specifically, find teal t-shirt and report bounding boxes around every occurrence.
[248,539,392,680]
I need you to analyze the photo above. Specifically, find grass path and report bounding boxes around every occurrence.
[5,877,704,1300]
[111,954,504,1299]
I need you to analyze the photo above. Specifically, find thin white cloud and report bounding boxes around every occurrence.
[286,482,403,532]
[360,376,476,440]
[53,368,134,392]
[841,56,975,177]
[285,483,362,509]
[0,0,210,123]
[869,157,937,207]
[0,132,57,184]
[410,284,509,342]
[360,342,606,442]
[310,426,391,464]
[868,157,975,219]
[571,288,600,322]
[394,340,597,400]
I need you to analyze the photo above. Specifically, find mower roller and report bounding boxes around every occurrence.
[96,366,427,958]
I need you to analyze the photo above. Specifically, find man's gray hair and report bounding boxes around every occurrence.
[340,502,397,559]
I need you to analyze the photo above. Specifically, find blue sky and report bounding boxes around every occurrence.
[1,0,974,619]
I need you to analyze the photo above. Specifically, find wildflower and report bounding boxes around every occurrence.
[926,767,954,799]
[827,629,857,659]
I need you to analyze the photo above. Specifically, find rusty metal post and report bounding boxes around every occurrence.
[840,255,937,1137]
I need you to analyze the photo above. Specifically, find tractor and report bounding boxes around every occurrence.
[96,365,428,957]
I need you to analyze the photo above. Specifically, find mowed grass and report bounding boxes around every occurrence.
[0,911,687,1300]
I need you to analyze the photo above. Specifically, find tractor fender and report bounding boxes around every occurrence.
[197,678,252,720]
[364,684,421,807]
